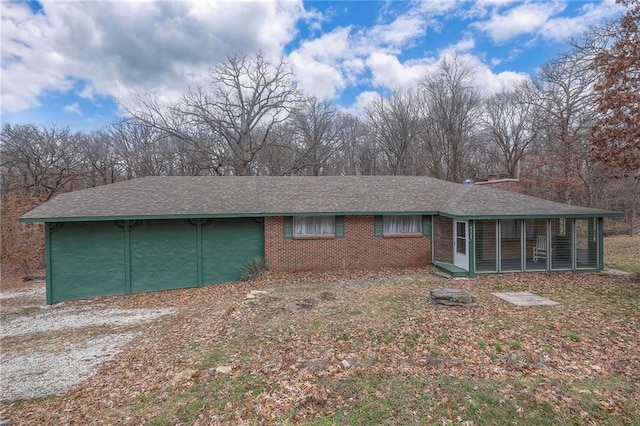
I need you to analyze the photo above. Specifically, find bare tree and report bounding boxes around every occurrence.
[529,41,601,205]
[332,114,374,175]
[128,52,302,176]
[419,55,483,182]
[480,83,540,178]
[365,89,422,175]
[79,130,124,186]
[1,123,84,200]
[288,97,345,175]
[107,119,179,178]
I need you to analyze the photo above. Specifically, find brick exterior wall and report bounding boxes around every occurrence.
[433,215,453,263]
[264,216,431,271]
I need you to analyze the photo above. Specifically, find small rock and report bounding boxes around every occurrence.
[430,288,477,307]
[245,293,256,300]
[319,292,336,301]
[537,354,551,369]
[400,359,414,369]
[172,368,197,383]
[215,365,232,374]
[506,352,524,366]
[296,298,316,310]
[250,290,268,296]
[341,359,351,369]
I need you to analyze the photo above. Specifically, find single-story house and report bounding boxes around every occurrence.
[20,176,621,304]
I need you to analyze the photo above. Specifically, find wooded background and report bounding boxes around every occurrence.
[2,0,638,274]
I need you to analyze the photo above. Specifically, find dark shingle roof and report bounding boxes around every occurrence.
[20,176,619,222]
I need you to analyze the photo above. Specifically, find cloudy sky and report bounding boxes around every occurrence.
[1,0,624,131]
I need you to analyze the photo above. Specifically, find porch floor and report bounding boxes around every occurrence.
[434,262,469,277]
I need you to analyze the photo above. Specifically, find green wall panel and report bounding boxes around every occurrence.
[202,218,264,284]
[50,222,125,303]
[130,220,198,293]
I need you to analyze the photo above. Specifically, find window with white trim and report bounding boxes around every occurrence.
[383,215,421,235]
[293,216,335,236]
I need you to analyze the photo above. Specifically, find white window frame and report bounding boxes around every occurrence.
[383,215,422,235]
[293,216,335,236]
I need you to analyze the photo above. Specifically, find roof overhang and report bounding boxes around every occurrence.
[20,209,622,223]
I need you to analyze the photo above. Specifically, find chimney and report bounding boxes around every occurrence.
[475,173,522,193]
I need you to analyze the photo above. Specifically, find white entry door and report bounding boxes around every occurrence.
[454,220,469,270]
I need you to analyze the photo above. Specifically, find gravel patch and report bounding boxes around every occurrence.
[1,333,136,401]
[1,285,178,402]
[0,287,45,300]
[1,305,176,337]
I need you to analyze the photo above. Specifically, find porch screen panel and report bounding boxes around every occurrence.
[433,216,453,263]
[575,218,597,269]
[551,218,573,270]
[475,220,497,272]
[525,219,547,271]
[500,219,522,271]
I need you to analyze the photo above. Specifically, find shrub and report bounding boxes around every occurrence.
[240,256,266,281]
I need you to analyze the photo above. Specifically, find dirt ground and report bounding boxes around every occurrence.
[0,269,438,401]
[1,243,639,424]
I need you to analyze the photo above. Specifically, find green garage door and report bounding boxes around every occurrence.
[202,218,264,284]
[48,218,264,303]
[49,222,125,303]
[130,219,198,293]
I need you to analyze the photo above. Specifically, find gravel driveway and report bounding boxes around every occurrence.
[1,281,176,401]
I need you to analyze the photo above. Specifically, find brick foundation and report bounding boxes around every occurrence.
[264,216,431,271]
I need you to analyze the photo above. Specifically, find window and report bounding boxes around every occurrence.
[558,218,567,237]
[383,215,421,235]
[293,216,335,236]
[501,219,520,238]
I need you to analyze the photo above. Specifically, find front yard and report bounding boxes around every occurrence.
[1,237,639,425]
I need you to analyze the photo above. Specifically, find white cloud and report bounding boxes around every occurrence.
[287,27,354,100]
[288,0,448,100]
[475,0,519,6]
[449,53,530,95]
[289,52,347,100]
[474,1,566,43]
[440,33,476,56]
[540,0,624,42]
[348,90,381,115]
[1,0,305,113]
[414,0,461,15]
[474,0,624,44]
[368,14,427,49]
[63,102,81,116]
[2,0,621,126]
[78,84,96,101]
[366,52,431,89]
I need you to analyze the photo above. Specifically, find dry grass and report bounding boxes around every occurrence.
[2,238,639,425]
[605,235,640,273]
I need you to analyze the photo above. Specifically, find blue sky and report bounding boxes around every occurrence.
[1,0,625,131]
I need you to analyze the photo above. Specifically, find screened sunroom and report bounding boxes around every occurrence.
[433,214,606,277]
[474,217,601,273]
